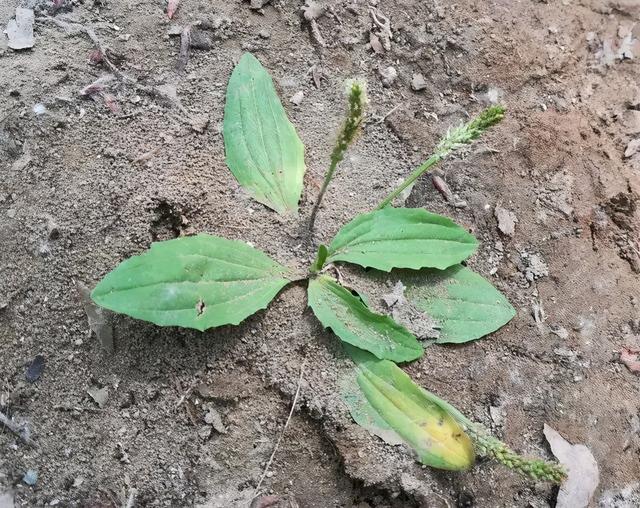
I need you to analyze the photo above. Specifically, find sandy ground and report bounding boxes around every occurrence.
[1,0,639,506]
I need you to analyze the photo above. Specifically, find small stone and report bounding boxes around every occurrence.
[495,206,517,236]
[33,103,46,116]
[379,66,397,88]
[550,325,569,340]
[7,209,16,218]
[23,469,38,486]
[524,252,549,281]
[190,29,213,50]
[249,0,271,9]
[622,110,640,135]
[204,408,227,434]
[489,405,503,426]
[290,91,304,105]
[198,425,212,440]
[302,1,324,21]
[411,73,427,91]
[189,114,209,133]
[258,29,270,39]
[624,139,640,158]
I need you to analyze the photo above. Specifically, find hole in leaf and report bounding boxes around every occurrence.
[196,300,205,316]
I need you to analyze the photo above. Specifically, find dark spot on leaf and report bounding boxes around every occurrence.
[196,300,205,316]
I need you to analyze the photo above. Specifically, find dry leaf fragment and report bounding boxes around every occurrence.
[25,355,45,383]
[167,0,180,19]
[5,8,35,50]
[544,424,599,508]
[620,347,640,375]
[77,282,114,353]
[369,32,384,54]
[87,386,109,408]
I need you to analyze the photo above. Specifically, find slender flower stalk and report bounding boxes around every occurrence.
[376,105,505,210]
[309,80,367,231]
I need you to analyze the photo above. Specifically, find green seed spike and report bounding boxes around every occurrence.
[309,80,368,230]
[415,386,567,483]
[376,105,506,209]
[470,430,567,483]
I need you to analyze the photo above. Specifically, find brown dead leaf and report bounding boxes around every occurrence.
[544,424,599,508]
[167,0,179,19]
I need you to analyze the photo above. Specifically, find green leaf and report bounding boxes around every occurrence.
[340,371,404,446]
[326,207,478,272]
[91,234,292,331]
[310,244,328,273]
[223,52,305,214]
[307,275,423,363]
[403,264,515,344]
[346,345,475,470]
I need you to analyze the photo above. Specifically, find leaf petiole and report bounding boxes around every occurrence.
[309,244,328,273]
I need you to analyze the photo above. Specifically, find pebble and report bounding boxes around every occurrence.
[624,138,640,158]
[290,91,304,105]
[33,103,46,116]
[379,66,397,88]
[622,110,640,135]
[411,73,427,91]
[23,469,38,486]
[495,206,517,236]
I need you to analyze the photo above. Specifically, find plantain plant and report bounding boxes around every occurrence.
[91,53,565,483]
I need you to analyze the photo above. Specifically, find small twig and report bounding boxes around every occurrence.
[132,145,162,164]
[253,360,306,499]
[374,103,402,125]
[308,20,326,48]
[54,404,104,413]
[37,16,188,115]
[176,25,192,74]
[0,409,36,447]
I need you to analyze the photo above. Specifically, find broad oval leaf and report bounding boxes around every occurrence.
[326,207,478,271]
[346,345,475,471]
[307,275,423,363]
[223,52,305,214]
[403,264,515,344]
[91,234,292,331]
